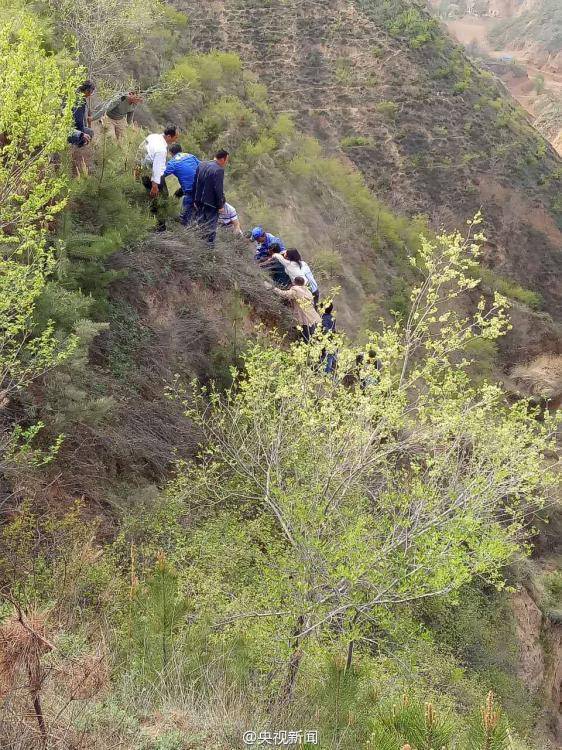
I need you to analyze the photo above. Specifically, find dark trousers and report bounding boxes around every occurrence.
[180,197,194,226]
[195,203,219,246]
[301,324,317,343]
[142,176,169,230]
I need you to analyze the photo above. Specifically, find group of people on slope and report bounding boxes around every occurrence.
[250,226,326,344]
[138,125,236,242]
[70,81,143,146]
[69,82,331,353]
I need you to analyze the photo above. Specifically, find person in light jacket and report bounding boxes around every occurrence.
[138,125,179,230]
[272,248,320,307]
[273,277,321,342]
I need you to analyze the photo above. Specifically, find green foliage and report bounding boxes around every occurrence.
[125,550,189,683]
[57,135,153,312]
[0,10,80,249]
[477,269,543,310]
[45,0,167,79]
[368,696,456,750]
[340,135,373,148]
[386,6,441,49]
[375,100,399,121]
[159,225,558,702]
[310,249,344,280]
[420,587,537,733]
[367,692,513,750]
[0,13,80,409]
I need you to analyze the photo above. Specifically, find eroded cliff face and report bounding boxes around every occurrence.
[513,588,562,746]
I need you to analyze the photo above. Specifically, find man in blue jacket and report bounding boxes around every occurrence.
[251,226,286,261]
[163,144,200,225]
[192,149,229,246]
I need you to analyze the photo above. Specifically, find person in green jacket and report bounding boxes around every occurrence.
[92,90,143,140]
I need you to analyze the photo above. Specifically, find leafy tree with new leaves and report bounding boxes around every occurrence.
[0,12,80,419]
[0,11,79,247]
[167,219,559,702]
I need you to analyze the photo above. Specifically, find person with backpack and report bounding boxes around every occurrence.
[163,143,200,225]
[69,80,96,174]
[251,227,286,261]
[69,80,95,148]
[192,149,229,246]
[272,248,320,307]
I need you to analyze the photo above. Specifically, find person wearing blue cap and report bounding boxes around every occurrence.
[163,144,200,225]
[251,227,286,261]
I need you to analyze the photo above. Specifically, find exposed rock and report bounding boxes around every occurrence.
[513,588,562,745]
[513,588,545,693]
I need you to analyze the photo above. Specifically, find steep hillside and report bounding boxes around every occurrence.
[489,0,562,72]
[176,0,562,340]
[434,0,562,155]
[0,2,560,749]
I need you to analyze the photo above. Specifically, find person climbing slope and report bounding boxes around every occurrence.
[219,202,243,236]
[251,226,286,261]
[259,243,292,288]
[163,143,200,225]
[69,80,95,147]
[271,276,321,342]
[138,125,179,231]
[69,80,96,174]
[321,302,337,374]
[192,149,229,246]
[272,248,320,307]
[92,89,143,140]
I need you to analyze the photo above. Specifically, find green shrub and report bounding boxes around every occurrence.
[477,269,542,309]
[375,100,399,121]
[311,249,344,279]
[340,135,373,148]
[358,266,379,294]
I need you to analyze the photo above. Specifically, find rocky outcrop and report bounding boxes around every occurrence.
[513,589,546,692]
[512,588,562,745]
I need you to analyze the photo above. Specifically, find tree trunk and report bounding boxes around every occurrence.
[278,615,306,705]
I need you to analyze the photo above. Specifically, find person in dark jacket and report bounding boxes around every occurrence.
[69,81,95,147]
[163,144,200,225]
[321,303,337,374]
[192,149,229,246]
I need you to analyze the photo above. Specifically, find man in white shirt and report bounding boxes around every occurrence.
[138,125,179,231]
[218,202,242,236]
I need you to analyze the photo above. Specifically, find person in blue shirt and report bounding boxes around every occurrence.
[251,226,286,261]
[163,144,200,225]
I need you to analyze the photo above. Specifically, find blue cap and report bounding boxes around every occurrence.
[251,226,265,241]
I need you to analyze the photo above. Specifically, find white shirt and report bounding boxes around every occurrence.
[219,202,238,226]
[142,133,168,185]
[272,254,319,293]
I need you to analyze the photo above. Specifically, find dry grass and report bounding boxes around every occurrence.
[510,355,562,402]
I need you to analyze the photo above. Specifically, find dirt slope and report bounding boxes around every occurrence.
[175,0,562,336]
